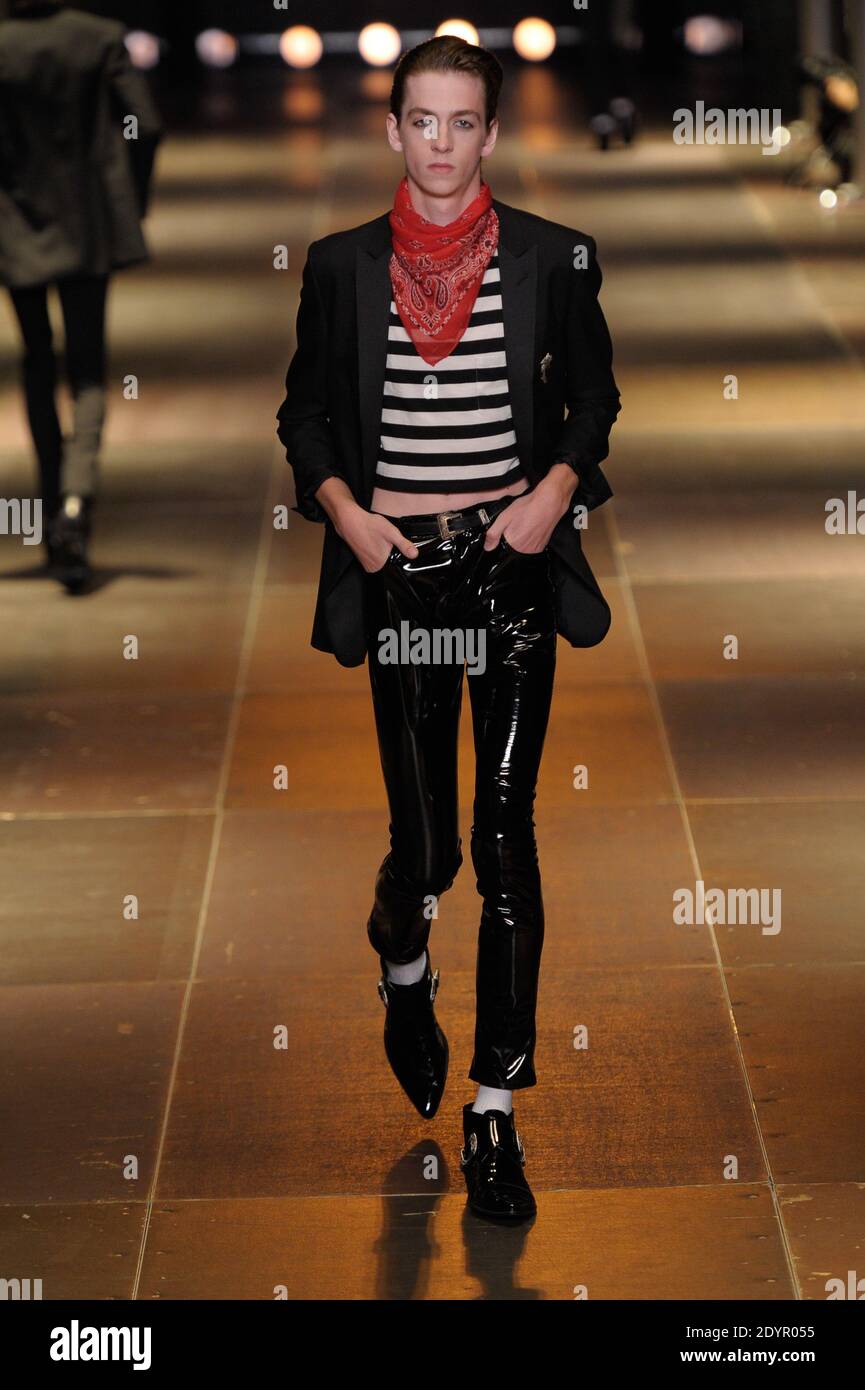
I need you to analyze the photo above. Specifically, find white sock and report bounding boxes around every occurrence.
[62,494,84,518]
[472,1085,513,1116]
[384,950,427,985]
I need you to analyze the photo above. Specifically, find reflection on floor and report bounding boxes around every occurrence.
[0,64,863,1300]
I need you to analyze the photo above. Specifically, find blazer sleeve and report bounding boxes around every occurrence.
[0,96,16,198]
[276,248,344,524]
[104,31,163,217]
[552,234,621,496]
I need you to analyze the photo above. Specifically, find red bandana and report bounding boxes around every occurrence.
[388,176,499,366]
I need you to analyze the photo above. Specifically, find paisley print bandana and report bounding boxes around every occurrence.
[388,175,499,366]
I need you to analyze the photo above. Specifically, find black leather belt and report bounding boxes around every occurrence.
[378,494,518,542]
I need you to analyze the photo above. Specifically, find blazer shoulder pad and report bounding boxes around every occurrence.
[65,10,125,43]
[307,212,390,275]
[496,200,597,258]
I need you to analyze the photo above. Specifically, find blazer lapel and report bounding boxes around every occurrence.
[497,239,537,481]
[356,236,392,505]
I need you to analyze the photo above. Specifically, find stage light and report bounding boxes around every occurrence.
[125,30,160,70]
[771,125,792,150]
[513,18,556,63]
[435,20,480,46]
[819,188,838,209]
[358,23,401,67]
[195,29,238,69]
[825,74,859,114]
[279,26,323,69]
[683,16,742,56]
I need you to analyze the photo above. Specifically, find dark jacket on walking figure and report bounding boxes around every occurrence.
[0,0,162,289]
[277,199,621,666]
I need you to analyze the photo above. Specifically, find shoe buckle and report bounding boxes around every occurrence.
[459,1130,478,1168]
[515,1127,526,1165]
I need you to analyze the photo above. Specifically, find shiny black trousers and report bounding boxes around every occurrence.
[362,505,557,1090]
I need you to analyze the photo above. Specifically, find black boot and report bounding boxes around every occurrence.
[48,493,93,593]
[460,1103,537,1221]
[377,950,448,1119]
[42,497,61,569]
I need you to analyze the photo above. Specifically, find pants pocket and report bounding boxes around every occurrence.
[500,535,547,560]
[367,544,399,575]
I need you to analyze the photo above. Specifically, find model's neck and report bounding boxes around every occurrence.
[404,171,484,226]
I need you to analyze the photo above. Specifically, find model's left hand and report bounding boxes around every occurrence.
[483,464,580,554]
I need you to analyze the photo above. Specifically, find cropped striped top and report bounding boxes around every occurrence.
[374,252,526,495]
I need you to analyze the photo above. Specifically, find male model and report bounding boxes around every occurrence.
[0,0,161,589]
[277,36,620,1221]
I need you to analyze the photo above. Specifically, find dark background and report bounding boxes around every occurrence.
[18,1,808,135]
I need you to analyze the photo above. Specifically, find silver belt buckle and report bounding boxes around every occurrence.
[437,509,460,540]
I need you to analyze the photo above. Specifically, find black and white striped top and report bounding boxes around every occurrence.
[374,252,526,494]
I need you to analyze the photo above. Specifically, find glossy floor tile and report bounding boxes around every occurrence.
[0,693,231,813]
[688,801,865,966]
[726,964,865,1184]
[615,492,865,584]
[0,813,212,986]
[534,682,676,807]
[154,964,763,1199]
[0,1203,146,1300]
[195,808,387,979]
[136,1185,793,1300]
[226,689,386,812]
[1,586,249,696]
[657,675,865,800]
[778,1183,865,1301]
[0,982,183,1204]
[633,577,865,681]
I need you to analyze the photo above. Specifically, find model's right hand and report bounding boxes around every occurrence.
[336,505,419,573]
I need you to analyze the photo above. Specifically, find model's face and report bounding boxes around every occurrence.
[387,71,498,197]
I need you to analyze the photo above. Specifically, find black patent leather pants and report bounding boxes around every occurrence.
[362,500,557,1090]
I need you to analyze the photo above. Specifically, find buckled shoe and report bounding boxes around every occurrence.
[460,1103,537,1220]
[377,950,448,1119]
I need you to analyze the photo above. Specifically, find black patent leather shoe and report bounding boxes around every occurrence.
[377,951,448,1119]
[460,1103,537,1221]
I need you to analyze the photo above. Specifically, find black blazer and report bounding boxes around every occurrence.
[0,2,162,289]
[277,197,621,667]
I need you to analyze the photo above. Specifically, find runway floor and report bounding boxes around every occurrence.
[1,67,864,1299]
